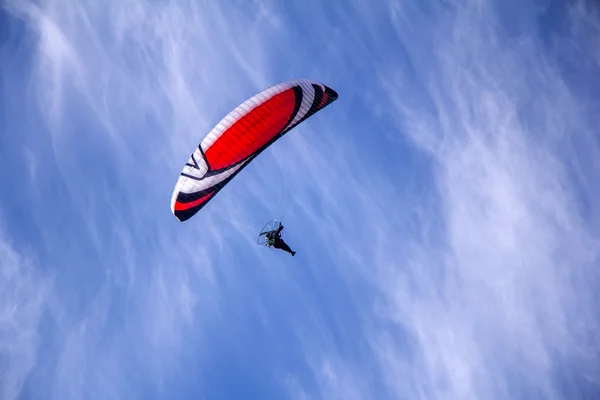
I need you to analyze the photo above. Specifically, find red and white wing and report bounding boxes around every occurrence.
[170,79,338,222]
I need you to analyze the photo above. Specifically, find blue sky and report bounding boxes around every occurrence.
[2,0,600,399]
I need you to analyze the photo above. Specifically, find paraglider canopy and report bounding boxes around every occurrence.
[170,79,338,222]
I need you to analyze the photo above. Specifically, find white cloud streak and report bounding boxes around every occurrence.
[3,0,287,398]
[266,1,600,399]
[0,233,51,400]
[2,0,599,399]
[370,1,600,399]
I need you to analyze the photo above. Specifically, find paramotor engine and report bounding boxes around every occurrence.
[257,220,281,247]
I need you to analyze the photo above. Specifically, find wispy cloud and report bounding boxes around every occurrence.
[370,1,600,399]
[3,0,288,398]
[0,233,51,400]
[270,1,600,400]
[2,0,599,399]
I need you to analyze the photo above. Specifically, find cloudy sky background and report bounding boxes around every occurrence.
[2,0,600,399]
